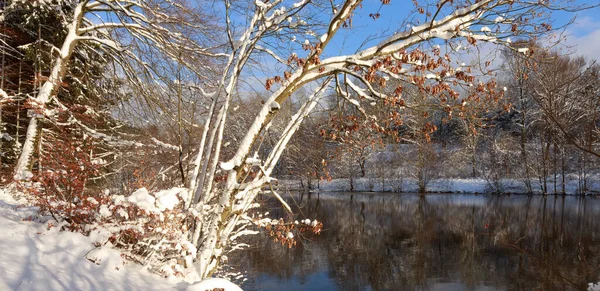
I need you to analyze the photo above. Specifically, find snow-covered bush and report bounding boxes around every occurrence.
[96,188,324,278]
[96,187,198,277]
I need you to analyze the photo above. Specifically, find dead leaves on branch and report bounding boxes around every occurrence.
[258,218,324,249]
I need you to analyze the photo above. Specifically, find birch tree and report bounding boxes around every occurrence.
[185,0,578,278]
[10,0,212,179]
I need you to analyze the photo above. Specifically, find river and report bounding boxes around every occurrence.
[229,193,600,291]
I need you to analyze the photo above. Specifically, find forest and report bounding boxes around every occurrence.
[0,0,598,289]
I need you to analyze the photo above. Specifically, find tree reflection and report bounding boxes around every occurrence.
[231,194,600,291]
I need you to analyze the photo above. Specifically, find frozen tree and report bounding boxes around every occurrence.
[185,0,575,277]
[530,50,600,193]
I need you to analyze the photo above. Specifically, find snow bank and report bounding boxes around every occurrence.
[127,187,156,211]
[277,176,600,195]
[187,278,243,291]
[0,189,186,291]
[0,187,245,290]
[155,188,185,211]
[127,187,186,212]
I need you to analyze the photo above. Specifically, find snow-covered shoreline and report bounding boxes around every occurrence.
[0,188,242,291]
[276,177,600,195]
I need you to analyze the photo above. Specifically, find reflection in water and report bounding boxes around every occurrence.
[230,193,600,291]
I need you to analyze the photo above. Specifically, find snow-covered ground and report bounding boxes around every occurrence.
[278,176,600,194]
[0,188,241,291]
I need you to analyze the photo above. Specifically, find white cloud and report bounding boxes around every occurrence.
[563,28,600,61]
[559,14,600,61]
[572,15,600,32]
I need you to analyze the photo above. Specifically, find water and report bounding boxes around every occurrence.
[230,193,600,291]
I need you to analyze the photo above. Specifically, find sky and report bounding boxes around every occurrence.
[326,0,600,60]
[562,10,600,61]
[89,0,599,98]
[248,0,600,88]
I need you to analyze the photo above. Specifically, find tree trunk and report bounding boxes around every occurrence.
[14,3,85,178]
[471,140,477,178]
[519,79,532,194]
[359,159,366,177]
[553,142,557,194]
[542,139,550,194]
[0,103,3,169]
[561,146,566,195]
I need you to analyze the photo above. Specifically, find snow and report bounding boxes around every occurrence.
[127,187,156,212]
[270,101,280,111]
[220,161,235,171]
[292,0,307,8]
[151,137,179,151]
[255,0,267,9]
[14,170,33,181]
[99,205,111,217]
[320,33,328,43]
[0,188,245,291]
[425,73,439,80]
[480,26,491,32]
[278,176,600,195]
[0,188,186,291]
[186,278,243,291]
[431,29,455,40]
[154,188,185,211]
[245,156,262,166]
[124,188,186,212]
[0,88,8,99]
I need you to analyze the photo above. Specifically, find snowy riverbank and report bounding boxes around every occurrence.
[276,176,600,195]
[0,188,242,291]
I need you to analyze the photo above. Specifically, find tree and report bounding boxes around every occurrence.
[7,0,208,179]
[531,52,600,193]
[502,44,600,194]
[189,0,567,277]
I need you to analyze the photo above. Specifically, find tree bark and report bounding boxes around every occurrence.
[14,2,85,179]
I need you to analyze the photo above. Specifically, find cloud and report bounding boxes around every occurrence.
[561,14,600,61]
[563,28,600,61]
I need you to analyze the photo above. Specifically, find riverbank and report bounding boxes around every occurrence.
[276,176,600,195]
[0,187,242,291]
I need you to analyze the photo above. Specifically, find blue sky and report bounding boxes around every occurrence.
[237,0,600,98]
[560,6,600,61]
[266,0,600,78]
[305,0,598,64]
